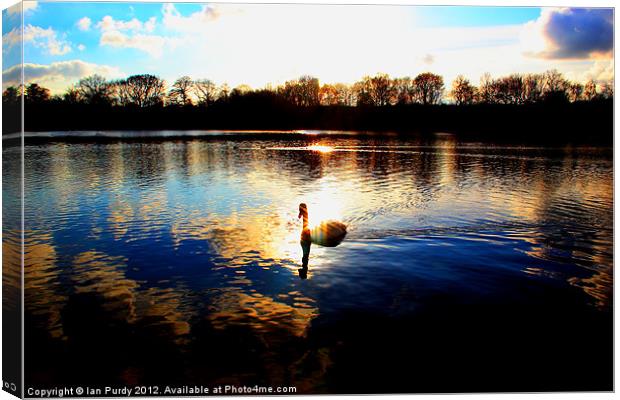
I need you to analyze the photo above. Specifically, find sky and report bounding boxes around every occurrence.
[1,1,615,94]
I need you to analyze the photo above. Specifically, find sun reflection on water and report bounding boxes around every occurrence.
[307,145,334,153]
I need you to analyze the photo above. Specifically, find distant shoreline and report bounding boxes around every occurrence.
[3,100,613,145]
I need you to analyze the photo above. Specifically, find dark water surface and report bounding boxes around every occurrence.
[10,132,612,392]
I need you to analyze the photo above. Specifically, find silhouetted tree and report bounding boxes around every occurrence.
[370,73,394,106]
[393,77,416,105]
[218,83,230,102]
[25,83,50,104]
[354,74,395,106]
[77,75,112,105]
[413,72,444,105]
[523,74,544,104]
[63,86,81,104]
[542,69,568,102]
[280,76,320,106]
[2,86,21,104]
[194,79,218,106]
[451,75,476,105]
[169,76,194,105]
[114,74,166,107]
[230,84,252,100]
[298,76,320,106]
[478,73,494,104]
[353,80,373,106]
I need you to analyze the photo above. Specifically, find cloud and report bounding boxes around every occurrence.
[100,30,183,57]
[522,8,613,59]
[421,54,435,65]
[162,3,221,32]
[77,17,92,31]
[77,44,86,51]
[4,24,71,56]
[7,1,38,16]
[2,28,21,53]
[23,24,71,55]
[2,60,123,93]
[581,60,614,82]
[95,15,170,56]
[96,15,156,33]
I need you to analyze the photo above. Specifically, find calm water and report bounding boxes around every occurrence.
[8,132,613,392]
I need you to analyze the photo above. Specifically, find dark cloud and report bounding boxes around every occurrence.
[530,8,613,59]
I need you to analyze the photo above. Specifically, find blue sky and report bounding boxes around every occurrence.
[2,2,614,94]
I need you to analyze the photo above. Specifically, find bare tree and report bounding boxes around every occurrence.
[334,83,356,106]
[353,79,373,106]
[280,76,320,106]
[451,75,477,105]
[354,74,395,106]
[113,74,166,107]
[194,79,219,106]
[63,86,81,104]
[77,75,113,105]
[392,77,415,105]
[413,72,444,105]
[542,69,568,101]
[478,72,495,104]
[599,81,614,99]
[543,70,568,92]
[370,73,394,106]
[169,76,194,105]
[584,79,597,101]
[523,74,544,104]
[567,82,584,102]
[319,84,340,105]
[301,75,320,106]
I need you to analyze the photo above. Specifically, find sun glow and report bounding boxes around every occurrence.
[307,145,334,153]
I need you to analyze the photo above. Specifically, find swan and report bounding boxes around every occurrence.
[298,203,347,247]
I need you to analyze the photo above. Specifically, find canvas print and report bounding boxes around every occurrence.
[1,1,614,397]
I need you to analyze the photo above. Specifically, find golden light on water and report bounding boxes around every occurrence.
[307,145,334,153]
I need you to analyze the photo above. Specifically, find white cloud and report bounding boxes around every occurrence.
[77,44,86,51]
[2,28,21,53]
[23,24,71,56]
[94,14,180,57]
[2,60,123,93]
[578,60,614,83]
[162,3,221,32]
[96,15,157,33]
[77,17,92,31]
[144,17,157,33]
[421,54,435,65]
[7,1,38,16]
[100,30,184,57]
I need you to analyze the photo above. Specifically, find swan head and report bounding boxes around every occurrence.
[298,203,308,219]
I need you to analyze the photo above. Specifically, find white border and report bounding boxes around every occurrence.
[0,1,616,400]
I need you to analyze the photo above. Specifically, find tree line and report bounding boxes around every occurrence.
[2,69,614,108]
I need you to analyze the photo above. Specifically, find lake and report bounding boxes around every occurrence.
[7,131,612,392]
